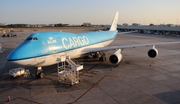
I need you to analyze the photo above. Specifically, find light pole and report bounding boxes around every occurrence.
[143,20,145,25]
[131,20,133,25]
[158,19,159,25]
[144,20,145,25]
[177,19,178,25]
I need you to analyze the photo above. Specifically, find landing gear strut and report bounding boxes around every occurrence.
[83,52,106,62]
[99,56,106,62]
[93,52,106,62]
[36,67,44,79]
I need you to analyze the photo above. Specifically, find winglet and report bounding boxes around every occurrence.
[109,11,119,31]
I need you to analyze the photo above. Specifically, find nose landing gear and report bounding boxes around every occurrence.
[36,67,44,79]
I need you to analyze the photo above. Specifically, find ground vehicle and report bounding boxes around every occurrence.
[9,67,27,77]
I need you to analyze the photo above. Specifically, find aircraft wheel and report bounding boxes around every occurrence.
[36,73,40,78]
[93,55,98,58]
[99,57,106,62]
[84,55,90,59]
[36,71,44,79]
[99,57,102,61]
[36,69,39,78]
[39,72,44,79]
[102,57,106,62]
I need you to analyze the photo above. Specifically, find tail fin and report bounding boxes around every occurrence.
[109,11,119,31]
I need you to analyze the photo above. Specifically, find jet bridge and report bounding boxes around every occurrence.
[57,56,83,85]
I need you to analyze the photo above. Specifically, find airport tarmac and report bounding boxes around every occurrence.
[0,29,180,104]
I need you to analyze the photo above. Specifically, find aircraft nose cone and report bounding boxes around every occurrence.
[7,51,18,61]
[7,42,34,61]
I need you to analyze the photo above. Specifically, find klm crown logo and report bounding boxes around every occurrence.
[47,37,57,44]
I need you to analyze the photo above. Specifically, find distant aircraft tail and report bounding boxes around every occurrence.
[109,11,119,31]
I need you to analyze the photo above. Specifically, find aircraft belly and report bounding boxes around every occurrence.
[103,40,113,47]
[10,58,35,66]
[33,52,67,67]
[32,54,59,67]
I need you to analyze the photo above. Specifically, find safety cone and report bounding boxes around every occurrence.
[7,96,11,102]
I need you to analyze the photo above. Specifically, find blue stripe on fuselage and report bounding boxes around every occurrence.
[8,30,118,61]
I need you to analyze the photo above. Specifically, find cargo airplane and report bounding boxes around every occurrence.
[7,12,180,78]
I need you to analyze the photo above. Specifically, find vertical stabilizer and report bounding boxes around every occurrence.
[109,11,119,31]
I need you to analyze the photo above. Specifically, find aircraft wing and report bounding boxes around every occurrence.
[83,41,180,53]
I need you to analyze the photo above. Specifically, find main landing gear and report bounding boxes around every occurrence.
[86,52,106,62]
[36,67,44,79]
[93,52,106,62]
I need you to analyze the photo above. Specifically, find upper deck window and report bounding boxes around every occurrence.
[26,37,38,40]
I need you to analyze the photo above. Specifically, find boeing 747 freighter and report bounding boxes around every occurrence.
[7,12,180,78]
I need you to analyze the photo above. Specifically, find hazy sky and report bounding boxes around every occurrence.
[0,0,180,25]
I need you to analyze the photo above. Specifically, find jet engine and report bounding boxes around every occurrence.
[109,49,122,65]
[148,46,158,58]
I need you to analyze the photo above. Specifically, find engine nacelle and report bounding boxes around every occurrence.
[148,47,158,58]
[109,49,122,65]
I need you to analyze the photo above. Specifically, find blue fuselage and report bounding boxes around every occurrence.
[7,30,118,66]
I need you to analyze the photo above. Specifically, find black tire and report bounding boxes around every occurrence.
[36,74,40,78]
[93,55,97,58]
[69,84,73,87]
[102,57,106,62]
[99,57,102,61]
[39,72,44,79]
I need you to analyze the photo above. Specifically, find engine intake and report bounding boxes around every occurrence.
[148,47,158,58]
[109,49,122,65]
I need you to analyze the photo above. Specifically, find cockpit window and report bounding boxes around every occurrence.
[26,37,38,40]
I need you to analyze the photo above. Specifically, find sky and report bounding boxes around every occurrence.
[0,0,180,25]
